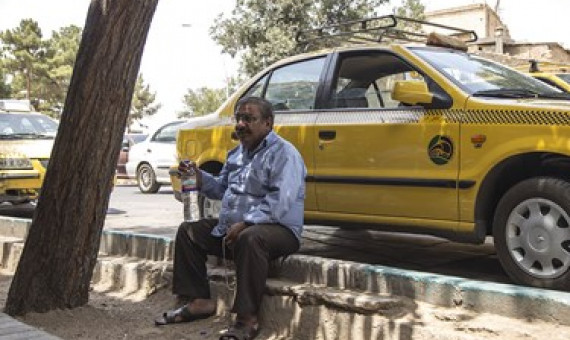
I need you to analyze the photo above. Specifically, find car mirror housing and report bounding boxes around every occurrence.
[392,80,433,106]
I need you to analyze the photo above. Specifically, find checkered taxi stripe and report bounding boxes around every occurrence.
[212,108,570,127]
[458,109,570,125]
[267,108,570,126]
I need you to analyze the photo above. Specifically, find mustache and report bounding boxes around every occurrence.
[235,126,249,135]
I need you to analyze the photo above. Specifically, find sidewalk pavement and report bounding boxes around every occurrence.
[2,215,570,336]
[0,313,61,339]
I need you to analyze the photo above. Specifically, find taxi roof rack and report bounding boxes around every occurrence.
[295,15,478,49]
[527,59,570,73]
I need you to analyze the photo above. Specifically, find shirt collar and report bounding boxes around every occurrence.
[242,131,277,157]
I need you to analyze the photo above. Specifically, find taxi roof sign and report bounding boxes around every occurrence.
[0,99,34,112]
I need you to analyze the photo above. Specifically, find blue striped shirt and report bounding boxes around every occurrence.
[200,131,307,242]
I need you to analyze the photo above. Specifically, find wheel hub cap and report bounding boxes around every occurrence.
[506,198,570,279]
[528,227,550,252]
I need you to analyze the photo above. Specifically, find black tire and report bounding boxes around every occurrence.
[136,163,161,194]
[493,177,570,290]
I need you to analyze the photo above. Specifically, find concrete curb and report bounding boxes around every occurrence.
[2,216,570,328]
[278,255,570,326]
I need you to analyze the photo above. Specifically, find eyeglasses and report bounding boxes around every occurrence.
[232,113,261,124]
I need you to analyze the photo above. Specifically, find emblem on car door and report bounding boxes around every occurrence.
[428,135,453,165]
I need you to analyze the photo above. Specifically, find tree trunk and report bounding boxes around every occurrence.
[5,0,158,316]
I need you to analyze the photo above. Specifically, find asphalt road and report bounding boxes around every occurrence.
[1,184,511,285]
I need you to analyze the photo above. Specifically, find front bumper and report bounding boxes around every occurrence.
[0,169,41,204]
[169,166,182,202]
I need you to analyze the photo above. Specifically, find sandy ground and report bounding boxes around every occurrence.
[2,270,570,340]
[0,272,237,340]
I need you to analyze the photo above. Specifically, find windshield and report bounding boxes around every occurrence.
[410,47,566,98]
[557,73,570,83]
[0,113,59,139]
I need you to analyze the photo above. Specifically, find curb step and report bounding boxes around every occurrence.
[100,230,173,261]
[0,236,24,273]
[4,216,570,337]
[92,255,170,298]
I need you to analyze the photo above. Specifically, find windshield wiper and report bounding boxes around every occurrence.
[472,88,539,98]
[535,92,570,100]
[1,133,53,139]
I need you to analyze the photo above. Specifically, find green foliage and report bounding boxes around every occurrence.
[129,74,161,131]
[0,59,11,98]
[393,0,425,32]
[210,0,388,77]
[179,87,227,118]
[394,0,425,19]
[0,19,82,117]
[41,25,82,114]
[0,19,47,102]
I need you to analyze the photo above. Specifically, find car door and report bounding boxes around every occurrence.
[240,56,330,212]
[314,50,460,222]
[146,121,184,182]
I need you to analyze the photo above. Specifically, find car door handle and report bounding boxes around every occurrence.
[147,149,152,153]
[319,130,336,141]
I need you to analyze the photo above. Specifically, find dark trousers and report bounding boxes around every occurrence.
[172,218,299,316]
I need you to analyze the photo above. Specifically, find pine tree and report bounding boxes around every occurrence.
[128,74,161,132]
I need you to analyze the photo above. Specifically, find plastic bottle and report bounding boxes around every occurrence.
[180,161,200,222]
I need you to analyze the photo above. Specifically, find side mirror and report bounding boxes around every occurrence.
[392,80,433,106]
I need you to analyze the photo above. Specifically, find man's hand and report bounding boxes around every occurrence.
[225,221,249,247]
[178,160,202,188]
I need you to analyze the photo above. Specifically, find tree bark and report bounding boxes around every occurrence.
[5,0,158,315]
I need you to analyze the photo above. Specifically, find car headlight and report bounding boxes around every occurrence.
[0,157,33,170]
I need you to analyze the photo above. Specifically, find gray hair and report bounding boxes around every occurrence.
[235,96,274,123]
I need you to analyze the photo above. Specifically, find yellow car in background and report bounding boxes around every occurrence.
[522,59,570,92]
[171,16,570,290]
[529,72,570,92]
[0,100,58,204]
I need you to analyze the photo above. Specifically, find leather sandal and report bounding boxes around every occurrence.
[154,305,214,326]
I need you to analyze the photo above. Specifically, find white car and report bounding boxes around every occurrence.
[126,120,186,193]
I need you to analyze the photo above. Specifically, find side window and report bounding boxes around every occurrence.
[330,52,425,109]
[264,57,325,111]
[244,74,269,98]
[152,123,181,143]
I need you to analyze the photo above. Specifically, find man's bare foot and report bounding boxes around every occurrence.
[236,313,258,329]
[187,298,216,315]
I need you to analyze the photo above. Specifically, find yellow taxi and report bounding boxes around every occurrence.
[170,16,570,290]
[0,100,58,204]
[520,60,570,92]
[529,72,570,92]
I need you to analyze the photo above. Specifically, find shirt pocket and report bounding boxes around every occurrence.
[244,169,268,197]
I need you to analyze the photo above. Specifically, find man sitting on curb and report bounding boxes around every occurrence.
[155,96,307,340]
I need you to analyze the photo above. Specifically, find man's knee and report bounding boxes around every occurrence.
[176,221,190,237]
[235,227,266,249]
[176,220,204,242]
